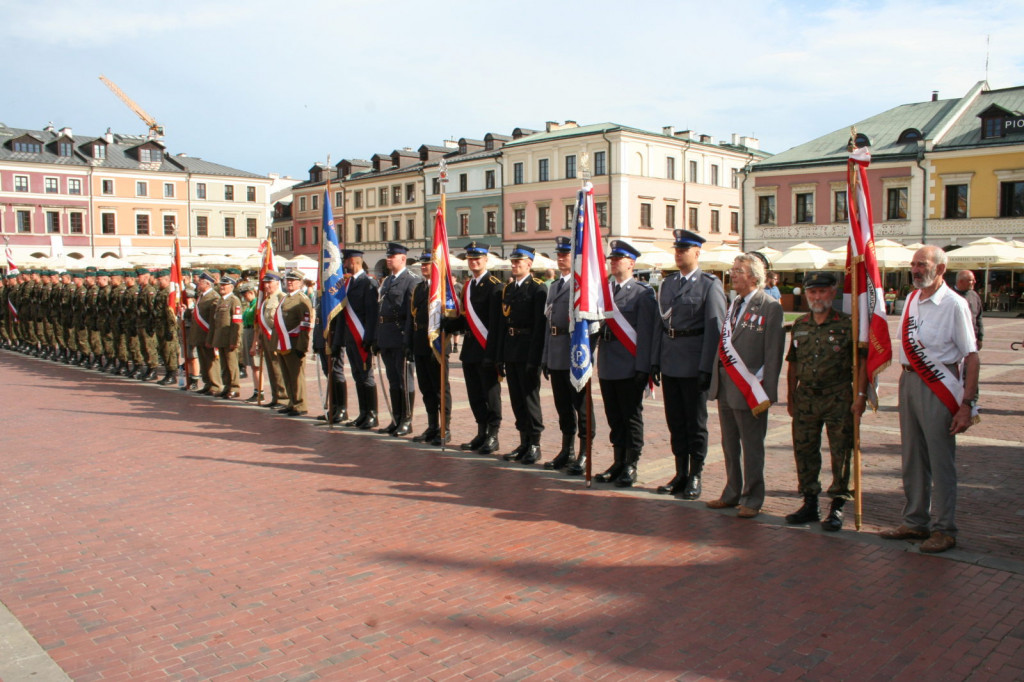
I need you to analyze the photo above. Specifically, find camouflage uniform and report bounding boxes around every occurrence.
[137,274,159,376]
[72,277,90,360]
[153,274,179,382]
[61,277,79,357]
[786,309,856,500]
[110,274,128,370]
[97,277,115,362]
[123,279,145,371]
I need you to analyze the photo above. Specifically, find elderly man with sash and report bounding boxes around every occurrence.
[332,249,379,429]
[274,269,314,416]
[253,271,288,408]
[706,252,785,518]
[190,270,223,395]
[880,245,979,554]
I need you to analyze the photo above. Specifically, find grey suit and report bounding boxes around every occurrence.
[378,269,421,426]
[710,288,784,510]
[542,276,593,439]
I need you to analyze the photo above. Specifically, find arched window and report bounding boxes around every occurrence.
[897,128,922,143]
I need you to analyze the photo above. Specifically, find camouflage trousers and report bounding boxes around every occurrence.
[140,330,158,367]
[127,332,144,365]
[790,384,854,500]
[158,328,178,370]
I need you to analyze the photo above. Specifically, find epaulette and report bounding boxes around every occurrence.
[502,281,512,294]
[702,271,719,281]
[531,277,544,285]
[488,275,501,285]
[635,279,653,289]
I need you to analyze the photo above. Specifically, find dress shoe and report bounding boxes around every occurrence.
[344,413,366,428]
[920,531,956,554]
[461,432,486,452]
[681,471,702,500]
[412,427,438,443]
[786,495,820,524]
[244,393,264,404]
[277,405,294,413]
[359,412,378,429]
[221,391,240,399]
[614,464,637,487]
[478,435,499,455]
[821,499,845,532]
[706,498,738,509]
[656,474,685,495]
[594,464,623,483]
[198,386,213,395]
[520,445,541,465]
[263,401,281,409]
[503,443,528,462]
[429,432,451,447]
[737,505,760,519]
[285,409,308,417]
[565,450,586,476]
[378,421,398,435]
[393,420,412,437]
[879,525,930,541]
[543,451,570,471]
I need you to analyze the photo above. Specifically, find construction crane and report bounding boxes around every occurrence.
[98,75,164,138]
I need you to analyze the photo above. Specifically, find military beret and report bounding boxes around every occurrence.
[672,229,706,248]
[554,236,572,253]
[608,240,640,260]
[224,267,241,275]
[96,269,110,277]
[385,242,408,256]
[135,267,150,276]
[85,266,97,275]
[803,271,837,288]
[508,244,535,260]
[154,268,171,278]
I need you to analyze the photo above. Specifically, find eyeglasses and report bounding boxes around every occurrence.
[729,268,749,275]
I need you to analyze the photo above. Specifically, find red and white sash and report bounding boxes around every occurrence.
[344,278,368,363]
[718,297,770,415]
[273,303,292,353]
[900,289,963,415]
[463,277,489,349]
[605,280,637,356]
[230,302,242,325]
[7,299,17,323]
[257,296,274,341]
[192,293,211,333]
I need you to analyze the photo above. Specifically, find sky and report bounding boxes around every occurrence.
[2,0,1023,181]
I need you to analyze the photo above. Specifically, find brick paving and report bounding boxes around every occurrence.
[1,315,1023,680]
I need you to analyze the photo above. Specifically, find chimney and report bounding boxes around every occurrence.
[59,127,73,138]
[104,127,114,144]
[443,139,458,149]
[563,120,577,128]
[739,136,760,150]
[699,134,713,144]
[932,90,939,101]
[663,126,675,137]
[675,129,694,141]
[731,133,740,145]
[546,121,558,132]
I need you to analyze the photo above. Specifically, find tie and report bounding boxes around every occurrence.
[613,282,621,296]
[732,297,743,329]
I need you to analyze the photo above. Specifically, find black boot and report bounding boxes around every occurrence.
[157,368,176,385]
[430,421,451,447]
[614,449,640,488]
[360,388,379,430]
[392,391,414,437]
[821,498,846,532]
[521,442,541,465]
[413,412,439,443]
[595,446,625,483]
[544,433,574,470]
[344,384,366,427]
[681,456,703,500]
[335,382,348,424]
[461,426,487,452]
[478,425,500,455]
[657,455,689,494]
[503,433,528,461]
[785,495,820,524]
[566,437,587,476]
[378,392,402,434]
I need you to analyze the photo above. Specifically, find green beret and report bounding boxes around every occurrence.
[85,266,97,275]
[135,267,149,276]
[96,269,110,277]
[155,268,171,277]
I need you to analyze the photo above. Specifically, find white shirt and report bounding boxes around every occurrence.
[898,281,977,365]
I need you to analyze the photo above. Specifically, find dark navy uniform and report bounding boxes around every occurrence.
[406,265,452,446]
[376,244,421,436]
[331,261,379,429]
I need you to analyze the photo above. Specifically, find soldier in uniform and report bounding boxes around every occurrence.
[122,270,146,377]
[82,267,102,367]
[333,250,378,429]
[0,274,7,347]
[153,269,180,385]
[451,242,503,455]
[541,236,592,475]
[136,267,160,381]
[375,243,420,437]
[275,269,313,416]
[406,252,452,446]
[68,270,86,364]
[209,275,243,398]
[594,240,658,487]
[190,271,223,395]
[22,269,39,354]
[498,245,547,465]
[38,271,55,359]
[651,229,727,499]
[784,272,868,531]
[96,270,115,370]
[254,271,288,408]
[108,270,127,374]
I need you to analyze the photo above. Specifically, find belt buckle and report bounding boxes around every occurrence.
[508,328,515,337]
[550,327,557,336]
[667,328,677,339]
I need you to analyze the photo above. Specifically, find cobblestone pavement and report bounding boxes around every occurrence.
[1,315,1022,680]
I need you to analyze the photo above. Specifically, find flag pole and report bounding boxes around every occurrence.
[439,160,449,452]
[847,129,864,531]
[581,154,593,488]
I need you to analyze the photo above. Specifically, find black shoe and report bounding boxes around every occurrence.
[284,409,308,417]
[521,445,541,465]
[345,413,367,428]
[681,472,702,500]
[614,463,637,488]
[244,393,264,403]
[277,405,293,413]
[157,372,176,386]
[429,431,451,447]
[656,474,686,495]
[378,421,398,435]
[544,434,574,470]
[566,442,587,475]
[263,401,281,409]
[821,499,845,532]
[478,434,499,455]
[503,443,528,462]
[413,427,439,443]
[359,412,378,430]
[393,420,412,437]
[785,495,820,525]
[460,432,486,452]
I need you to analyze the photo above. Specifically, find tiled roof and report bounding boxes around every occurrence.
[936,85,1024,150]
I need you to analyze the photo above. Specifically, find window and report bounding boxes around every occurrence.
[379,188,389,206]
[139,148,161,163]
[758,196,775,225]
[136,214,150,235]
[101,213,115,234]
[13,141,41,153]
[406,183,415,202]
[392,185,401,204]
[886,187,908,220]
[565,204,576,230]
[46,211,60,233]
[594,151,606,176]
[16,210,31,232]
[897,128,923,144]
[312,194,319,211]
[431,177,440,195]
[486,211,497,235]
[640,203,652,228]
[730,212,739,234]
[247,218,258,238]
[102,179,114,195]
[393,220,400,242]
[407,219,415,240]
[45,177,58,194]
[69,213,83,234]
[196,216,208,236]
[136,181,147,197]
[247,186,256,202]
[711,165,720,186]
[299,228,307,246]
[380,220,388,241]
[595,202,608,229]
[688,207,699,231]
[711,210,720,233]
[354,190,363,208]
[485,170,496,189]
[538,206,551,231]
[514,208,526,232]
[566,155,577,179]
[834,190,848,222]
[1000,182,1024,217]
[14,175,28,192]
[163,215,176,235]
[335,191,343,208]
[732,169,739,189]
[689,160,699,182]
[538,159,549,182]
[459,213,469,236]
[513,162,524,184]
[69,178,82,195]
[665,204,676,229]
[299,196,307,212]
[225,185,234,201]
[459,173,468,192]
[196,183,206,199]
[224,217,235,237]
[93,144,106,160]
[313,224,319,245]
[795,193,814,223]
[354,221,363,243]
[666,157,676,180]
[945,185,968,218]
[982,117,1005,140]
[164,183,175,198]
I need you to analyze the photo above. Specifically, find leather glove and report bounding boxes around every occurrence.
[634,371,650,391]
[650,364,661,386]
[541,363,550,380]
[698,371,712,392]
[496,362,506,378]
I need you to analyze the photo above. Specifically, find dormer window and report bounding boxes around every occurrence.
[139,148,162,163]
[982,116,1005,139]
[897,128,922,144]
[13,140,42,153]
[93,143,106,160]
[58,141,74,157]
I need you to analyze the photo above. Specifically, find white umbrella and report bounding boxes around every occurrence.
[947,237,1024,302]
[530,253,558,271]
[699,243,743,272]
[636,247,675,270]
[772,242,833,272]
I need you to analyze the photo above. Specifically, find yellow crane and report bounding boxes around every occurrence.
[98,75,164,138]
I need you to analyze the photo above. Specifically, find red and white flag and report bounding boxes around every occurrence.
[169,237,182,311]
[4,236,18,275]
[569,182,613,391]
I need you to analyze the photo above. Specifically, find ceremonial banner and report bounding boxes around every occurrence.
[569,182,612,391]
[428,207,460,361]
[319,187,346,338]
